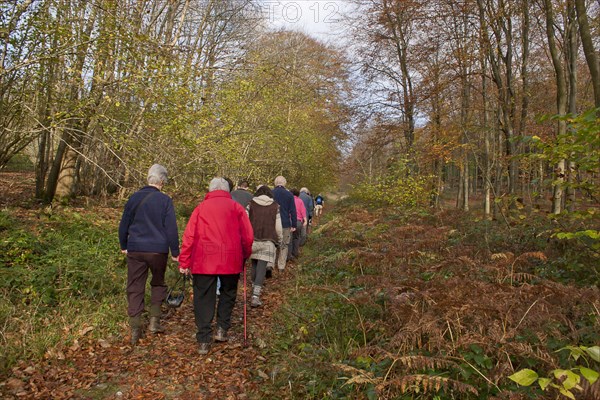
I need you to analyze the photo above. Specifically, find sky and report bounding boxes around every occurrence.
[259,1,352,43]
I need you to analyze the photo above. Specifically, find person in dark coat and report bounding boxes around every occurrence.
[272,176,297,271]
[231,180,254,209]
[118,164,180,345]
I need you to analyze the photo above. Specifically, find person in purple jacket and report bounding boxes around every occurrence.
[118,164,180,345]
[272,176,297,271]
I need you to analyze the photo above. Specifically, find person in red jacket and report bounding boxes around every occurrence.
[178,177,253,355]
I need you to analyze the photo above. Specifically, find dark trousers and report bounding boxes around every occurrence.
[251,259,267,287]
[299,223,307,246]
[288,220,301,259]
[192,274,239,343]
[126,252,168,317]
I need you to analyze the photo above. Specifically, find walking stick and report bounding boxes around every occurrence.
[243,260,248,347]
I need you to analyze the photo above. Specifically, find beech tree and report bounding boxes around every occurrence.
[348,0,425,156]
[574,0,600,109]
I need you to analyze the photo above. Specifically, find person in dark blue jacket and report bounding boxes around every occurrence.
[272,176,296,271]
[119,164,180,345]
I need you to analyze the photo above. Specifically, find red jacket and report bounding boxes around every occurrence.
[179,190,253,275]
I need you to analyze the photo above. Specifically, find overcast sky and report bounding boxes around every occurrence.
[260,1,352,43]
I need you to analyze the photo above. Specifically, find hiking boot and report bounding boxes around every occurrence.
[251,295,262,308]
[131,327,142,345]
[129,316,142,346]
[214,326,228,342]
[251,285,262,307]
[198,342,211,355]
[148,316,165,334]
[149,305,165,334]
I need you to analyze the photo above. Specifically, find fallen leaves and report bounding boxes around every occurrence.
[79,326,94,336]
[1,270,286,399]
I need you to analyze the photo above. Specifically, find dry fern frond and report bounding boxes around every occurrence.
[457,256,476,267]
[390,330,426,351]
[504,342,556,366]
[396,355,458,372]
[333,363,371,375]
[502,272,537,284]
[379,374,479,396]
[343,374,379,386]
[491,252,514,261]
[580,377,600,400]
[332,363,380,387]
[514,251,547,262]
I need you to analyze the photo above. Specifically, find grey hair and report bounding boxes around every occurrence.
[147,164,168,185]
[274,175,287,187]
[300,187,308,193]
[209,177,230,192]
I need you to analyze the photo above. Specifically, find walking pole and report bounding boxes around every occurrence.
[243,260,248,347]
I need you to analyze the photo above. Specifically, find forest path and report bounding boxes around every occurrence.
[5,267,292,399]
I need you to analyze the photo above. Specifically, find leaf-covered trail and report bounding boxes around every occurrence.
[6,270,290,399]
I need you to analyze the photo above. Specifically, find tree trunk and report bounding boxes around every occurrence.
[462,155,470,211]
[543,0,568,214]
[519,0,531,202]
[382,3,415,152]
[574,0,600,108]
[478,11,493,218]
[477,0,518,204]
[565,3,578,211]
[44,4,96,202]
[35,14,58,199]
[553,159,566,214]
[493,128,504,219]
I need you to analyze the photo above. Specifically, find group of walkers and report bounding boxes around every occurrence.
[118,164,324,354]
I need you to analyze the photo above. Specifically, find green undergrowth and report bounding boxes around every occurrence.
[0,208,124,375]
[0,206,186,377]
[254,200,599,399]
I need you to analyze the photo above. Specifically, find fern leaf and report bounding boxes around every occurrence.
[379,374,478,396]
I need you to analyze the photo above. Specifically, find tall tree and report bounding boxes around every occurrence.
[542,0,569,214]
[0,0,44,170]
[476,0,521,199]
[349,0,424,157]
[574,0,600,108]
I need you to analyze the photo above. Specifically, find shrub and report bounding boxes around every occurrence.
[350,161,432,209]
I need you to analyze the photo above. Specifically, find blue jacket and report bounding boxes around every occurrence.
[272,186,297,229]
[118,186,180,256]
[299,191,314,217]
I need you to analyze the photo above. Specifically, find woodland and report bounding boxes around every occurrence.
[0,0,599,399]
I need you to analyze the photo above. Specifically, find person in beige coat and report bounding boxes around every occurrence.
[248,185,283,307]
